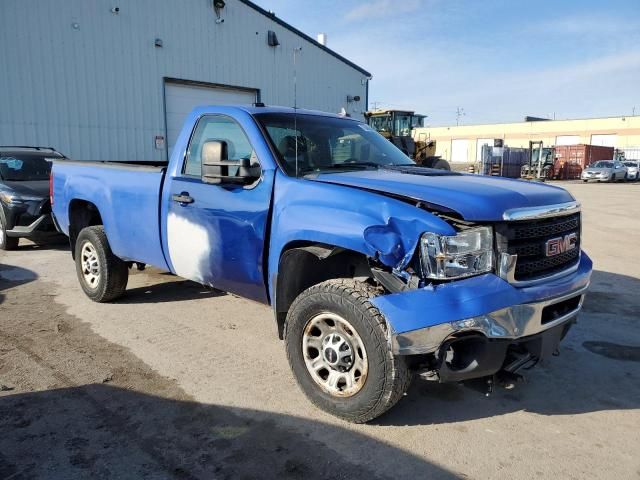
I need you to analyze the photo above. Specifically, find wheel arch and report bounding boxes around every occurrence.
[68,199,104,259]
[273,242,372,339]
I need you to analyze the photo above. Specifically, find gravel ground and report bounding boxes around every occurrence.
[1,181,639,479]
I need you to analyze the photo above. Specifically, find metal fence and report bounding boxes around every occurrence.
[479,145,529,178]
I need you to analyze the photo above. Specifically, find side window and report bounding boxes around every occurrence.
[183,115,255,177]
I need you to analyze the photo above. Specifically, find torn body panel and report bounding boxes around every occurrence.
[267,169,454,306]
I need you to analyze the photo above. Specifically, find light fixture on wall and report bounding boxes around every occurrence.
[155,38,163,48]
[347,95,361,103]
[267,30,279,47]
[213,0,225,23]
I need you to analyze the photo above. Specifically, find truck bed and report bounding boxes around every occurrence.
[51,160,169,270]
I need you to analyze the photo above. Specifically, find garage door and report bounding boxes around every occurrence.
[590,134,617,147]
[451,139,469,163]
[164,82,257,159]
[556,135,579,146]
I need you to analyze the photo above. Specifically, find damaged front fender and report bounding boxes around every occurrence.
[268,170,455,302]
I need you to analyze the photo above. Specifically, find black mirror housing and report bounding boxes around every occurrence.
[201,140,260,185]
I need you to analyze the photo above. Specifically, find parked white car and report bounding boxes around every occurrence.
[581,160,627,182]
[623,161,639,181]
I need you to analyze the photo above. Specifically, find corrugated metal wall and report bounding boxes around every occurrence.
[0,0,369,160]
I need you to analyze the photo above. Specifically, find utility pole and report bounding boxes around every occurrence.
[455,107,465,126]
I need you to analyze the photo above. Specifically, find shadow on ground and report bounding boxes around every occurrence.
[0,384,457,480]
[116,279,227,304]
[374,269,640,426]
[0,263,38,305]
[15,236,69,252]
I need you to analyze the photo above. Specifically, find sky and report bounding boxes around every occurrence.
[252,0,640,126]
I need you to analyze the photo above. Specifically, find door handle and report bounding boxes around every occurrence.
[172,193,194,204]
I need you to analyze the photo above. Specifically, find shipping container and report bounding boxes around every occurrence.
[552,144,614,179]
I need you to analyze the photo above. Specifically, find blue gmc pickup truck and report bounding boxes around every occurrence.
[51,105,591,422]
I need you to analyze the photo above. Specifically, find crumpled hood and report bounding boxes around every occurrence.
[309,169,574,221]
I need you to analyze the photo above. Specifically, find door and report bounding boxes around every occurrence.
[164,114,273,303]
[164,82,256,159]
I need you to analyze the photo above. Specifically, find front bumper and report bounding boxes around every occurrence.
[581,173,609,181]
[3,198,59,239]
[371,252,592,356]
[6,213,57,238]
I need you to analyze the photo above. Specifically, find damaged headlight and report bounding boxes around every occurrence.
[420,226,494,280]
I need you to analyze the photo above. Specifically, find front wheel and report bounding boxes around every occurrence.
[0,209,19,251]
[75,226,128,302]
[285,279,412,423]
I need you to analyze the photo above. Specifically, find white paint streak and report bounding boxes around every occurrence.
[166,212,210,284]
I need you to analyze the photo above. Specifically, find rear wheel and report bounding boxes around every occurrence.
[285,279,412,423]
[0,210,19,251]
[75,226,128,302]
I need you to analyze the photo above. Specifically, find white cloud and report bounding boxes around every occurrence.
[536,15,640,36]
[344,0,423,21]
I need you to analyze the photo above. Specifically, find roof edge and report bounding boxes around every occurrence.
[237,0,372,78]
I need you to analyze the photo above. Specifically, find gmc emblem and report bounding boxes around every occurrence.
[546,233,578,257]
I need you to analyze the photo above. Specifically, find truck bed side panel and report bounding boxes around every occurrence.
[52,162,168,269]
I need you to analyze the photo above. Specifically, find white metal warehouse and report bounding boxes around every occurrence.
[0,0,371,161]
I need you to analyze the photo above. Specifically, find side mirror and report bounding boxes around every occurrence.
[201,140,260,185]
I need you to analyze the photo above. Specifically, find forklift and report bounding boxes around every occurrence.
[364,109,450,170]
[521,141,555,180]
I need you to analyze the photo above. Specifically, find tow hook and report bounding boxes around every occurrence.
[496,370,525,389]
[465,370,525,396]
[464,376,495,396]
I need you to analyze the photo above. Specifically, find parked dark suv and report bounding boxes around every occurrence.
[0,146,66,250]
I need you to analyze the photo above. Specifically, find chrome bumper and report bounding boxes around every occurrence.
[392,285,588,355]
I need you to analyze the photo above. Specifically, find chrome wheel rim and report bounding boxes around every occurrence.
[80,241,100,289]
[302,313,368,397]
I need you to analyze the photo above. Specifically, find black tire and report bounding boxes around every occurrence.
[582,180,588,183]
[432,159,451,171]
[285,279,412,423]
[74,226,128,302]
[0,209,19,251]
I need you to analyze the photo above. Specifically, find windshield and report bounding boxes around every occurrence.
[0,155,53,181]
[367,115,392,133]
[255,113,414,176]
[393,114,412,137]
[624,161,638,167]
[592,161,613,168]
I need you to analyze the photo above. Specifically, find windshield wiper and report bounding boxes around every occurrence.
[300,162,378,174]
[300,161,418,175]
